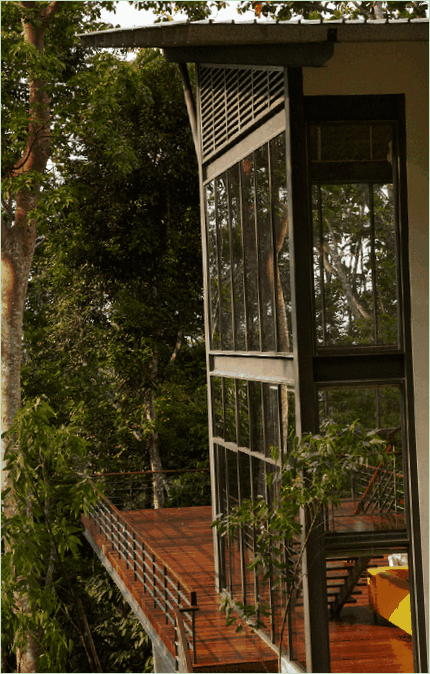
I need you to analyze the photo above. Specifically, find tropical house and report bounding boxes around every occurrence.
[79,16,428,673]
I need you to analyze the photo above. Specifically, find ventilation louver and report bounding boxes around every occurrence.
[199,65,284,161]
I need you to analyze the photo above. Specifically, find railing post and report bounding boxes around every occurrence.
[124,522,128,569]
[109,509,114,552]
[133,531,137,581]
[164,567,168,624]
[142,542,147,593]
[191,591,197,665]
[153,555,157,609]
[116,512,121,559]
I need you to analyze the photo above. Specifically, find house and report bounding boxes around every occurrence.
[80,16,428,673]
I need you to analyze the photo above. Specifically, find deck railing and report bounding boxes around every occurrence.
[91,468,211,511]
[86,490,200,669]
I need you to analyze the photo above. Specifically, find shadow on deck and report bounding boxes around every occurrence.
[82,505,278,673]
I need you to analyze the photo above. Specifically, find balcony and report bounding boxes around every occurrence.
[81,470,278,673]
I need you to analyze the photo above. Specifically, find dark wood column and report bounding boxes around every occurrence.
[284,66,330,673]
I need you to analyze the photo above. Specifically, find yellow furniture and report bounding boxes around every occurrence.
[368,566,411,634]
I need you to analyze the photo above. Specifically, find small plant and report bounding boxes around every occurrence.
[213,420,387,671]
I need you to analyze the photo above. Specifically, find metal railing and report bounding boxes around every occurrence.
[91,469,211,511]
[87,494,199,670]
[352,460,404,515]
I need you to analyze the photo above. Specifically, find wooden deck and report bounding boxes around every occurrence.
[82,505,413,673]
[82,506,278,672]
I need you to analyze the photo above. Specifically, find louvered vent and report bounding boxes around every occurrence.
[199,65,284,161]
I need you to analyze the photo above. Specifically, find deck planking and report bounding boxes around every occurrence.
[82,505,413,673]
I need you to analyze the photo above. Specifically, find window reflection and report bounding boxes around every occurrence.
[311,123,399,348]
[214,376,296,649]
[205,133,292,353]
[318,386,405,533]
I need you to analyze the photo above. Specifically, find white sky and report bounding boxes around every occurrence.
[100,1,256,28]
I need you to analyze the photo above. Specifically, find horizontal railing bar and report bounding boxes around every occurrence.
[91,469,210,478]
[94,494,197,597]
[86,493,199,668]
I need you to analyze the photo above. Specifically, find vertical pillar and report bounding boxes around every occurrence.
[284,66,330,673]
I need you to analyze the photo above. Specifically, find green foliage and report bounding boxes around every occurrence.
[130,0,427,21]
[1,399,98,672]
[22,50,206,476]
[213,420,387,632]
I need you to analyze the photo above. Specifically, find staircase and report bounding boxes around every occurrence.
[326,555,387,615]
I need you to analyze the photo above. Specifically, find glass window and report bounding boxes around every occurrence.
[311,124,399,348]
[270,133,292,352]
[204,133,292,353]
[206,182,221,348]
[217,175,234,350]
[318,386,405,534]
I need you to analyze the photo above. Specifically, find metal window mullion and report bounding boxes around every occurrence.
[214,182,224,349]
[268,140,279,353]
[253,150,264,352]
[227,171,237,350]
[369,182,379,343]
[235,445,247,605]
[239,157,251,351]
[223,444,234,596]
[317,182,328,347]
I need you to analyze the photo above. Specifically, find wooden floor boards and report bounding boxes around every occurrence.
[82,505,413,673]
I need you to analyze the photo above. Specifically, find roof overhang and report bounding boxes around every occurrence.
[79,18,428,66]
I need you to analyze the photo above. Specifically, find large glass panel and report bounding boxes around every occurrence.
[318,386,405,533]
[311,124,399,348]
[206,182,221,348]
[237,378,250,447]
[255,144,276,351]
[289,535,306,669]
[214,444,228,591]
[373,183,398,344]
[248,381,264,455]
[226,448,242,600]
[224,377,237,444]
[217,176,234,350]
[212,376,224,439]
[270,133,292,353]
[229,164,247,350]
[238,452,253,605]
[263,383,280,458]
[205,133,290,354]
[241,153,261,350]
[313,183,375,345]
[328,548,413,673]
[280,387,296,454]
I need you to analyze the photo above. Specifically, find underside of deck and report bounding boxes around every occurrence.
[82,505,413,673]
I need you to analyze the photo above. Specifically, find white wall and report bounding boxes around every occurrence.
[304,39,429,645]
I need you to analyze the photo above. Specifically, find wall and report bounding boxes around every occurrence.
[304,39,429,644]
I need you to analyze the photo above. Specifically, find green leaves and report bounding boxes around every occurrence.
[215,420,388,633]
[1,398,99,672]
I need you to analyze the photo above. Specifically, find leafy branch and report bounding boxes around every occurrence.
[213,420,388,671]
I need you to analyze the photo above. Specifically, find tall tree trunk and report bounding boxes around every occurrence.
[146,351,165,508]
[1,3,60,672]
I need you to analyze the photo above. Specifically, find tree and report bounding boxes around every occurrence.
[130,0,427,21]
[5,46,206,671]
[1,3,128,670]
[22,48,205,484]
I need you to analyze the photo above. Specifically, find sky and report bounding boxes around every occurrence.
[100,1,256,28]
